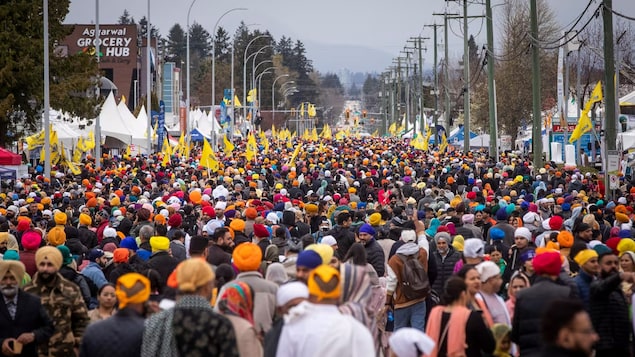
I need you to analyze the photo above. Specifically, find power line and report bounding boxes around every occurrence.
[532,0,598,46]
[606,5,635,21]
[528,4,600,50]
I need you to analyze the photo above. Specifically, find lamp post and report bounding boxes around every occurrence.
[94,0,101,168]
[146,0,152,153]
[186,0,198,145]
[271,74,290,125]
[211,7,246,120]
[256,68,274,110]
[251,48,271,93]
[43,0,51,177]
[243,36,271,120]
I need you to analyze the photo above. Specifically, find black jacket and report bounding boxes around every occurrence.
[108,263,137,284]
[431,247,461,296]
[147,251,179,289]
[364,239,386,277]
[326,226,355,259]
[77,226,98,250]
[590,272,633,353]
[0,290,55,357]
[540,345,589,357]
[79,308,145,357]
[207,244,232,267]
[512,276,576,357]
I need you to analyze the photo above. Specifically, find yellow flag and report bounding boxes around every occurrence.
[161,138,172,167]
[569,109,593,143]
[200,138,219,171]
[289,144,301,166]
[300,103,305,116]
[177,134,186,156]
[259,131,269,154]
[586,81,603,109]
[302,129,310,140]
[86,131,96,150]
[233,95,242,108]
[223,134,235,157]
[388,122,396,136]
[66,160,81,175]
[247,89,257,103]
[308,104,317,117]
[311,127,318,141]
[423,128,432,151]
[25,130,45,150]
[72,147,82,163]
[271,125,277,138]
[439,132,448,153]
[125,144,131,157]
[245,133,257,161]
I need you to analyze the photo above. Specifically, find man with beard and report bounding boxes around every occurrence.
[207,227,233,267]
[356,223,385,277]
[24,247,89,356]
[589,250,635,357]
[540,300,598,357]
[0,260,54,357]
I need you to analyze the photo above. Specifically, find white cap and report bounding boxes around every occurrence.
[112,210,122,217]
[103,227,117,238]
[476,261,501,282]
[266,212,279,224]
[389,328,435,357]
[276,281,309,307]
[215,201,227,210]
[463,238,484,259]
[618,197,628,204]
[321,236,337,246]
[515,227,532,240]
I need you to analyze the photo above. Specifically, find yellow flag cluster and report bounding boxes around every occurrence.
[247,89,257,103]
[569,81,603,143]
[307,104,317,117]
[320,124,332,139]
[411,130,430,151]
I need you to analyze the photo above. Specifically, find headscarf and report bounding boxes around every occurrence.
[265,262,288,285]
[217,281,254,325]
[425,218,441,238]
[338,263,375,332]
[564,206,584,231]
[491,323,512,357]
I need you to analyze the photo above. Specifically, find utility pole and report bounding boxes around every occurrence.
[603,0,616,198]
[485,0,497,158]
[409,37,428,133]
[424,24,441,140]
[433,11,459,140]
[530,0,542,166]
[462,0,471,150]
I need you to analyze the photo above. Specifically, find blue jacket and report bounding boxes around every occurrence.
[81,262,108,289]
[574,269,594,310]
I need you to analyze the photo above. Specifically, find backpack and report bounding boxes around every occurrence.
[397,251,431,300]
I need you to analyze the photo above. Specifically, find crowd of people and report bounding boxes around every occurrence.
[0,134,634,357]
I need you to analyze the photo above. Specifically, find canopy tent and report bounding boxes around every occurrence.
[190,128,209,142]
[0,167,16,180]
[618,130,635,150]
[0,148,22,165]
[447,125,478,145]
[119,102,149,151]
[98,92,133,146]
[621,90,635,106]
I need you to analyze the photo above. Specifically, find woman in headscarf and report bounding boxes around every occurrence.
[216,281,264,357]
[339,262,385,356]
[425,218,441,240]
[505,271,530,322]
[490,323,512,357]
[265,262,288,286]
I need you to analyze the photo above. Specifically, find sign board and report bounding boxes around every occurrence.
[610,175,619,190]
[607,150,620,174]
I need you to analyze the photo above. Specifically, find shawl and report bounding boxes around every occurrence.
[426,305,471,357]
[217,281,255,325]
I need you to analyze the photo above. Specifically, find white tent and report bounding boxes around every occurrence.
[618,130,635,150]
[621,91,635,106]
[118,101,149,151]
[99,92,133,145]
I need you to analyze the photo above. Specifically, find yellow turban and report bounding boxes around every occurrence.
[150,236,170,252]
[307,265,341,301]
[54,212,67,226]
[176,258,215,293]
[618,238,635,256]
[306,244,334,265]
[574,249,598,267]
[116,273,151,309]
[368,212,382,226]
[46,227,66,246]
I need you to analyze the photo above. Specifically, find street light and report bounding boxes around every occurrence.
[243,35,271,120]
[211,7,247,120]
[43,0,51,177]
[271,74,290,125]
[256,68,275,110]
[186,0,199,144]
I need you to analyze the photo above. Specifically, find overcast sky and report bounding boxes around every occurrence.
[66,0,634,73]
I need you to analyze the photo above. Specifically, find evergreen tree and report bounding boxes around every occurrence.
[166,24,186,67]
[0,0,100,146]
[118,9,135,25]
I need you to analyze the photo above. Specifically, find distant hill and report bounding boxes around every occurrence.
[304,40,393,73]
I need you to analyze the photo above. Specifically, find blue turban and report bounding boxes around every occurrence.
[359,223,376,236]
[296,250,322,269]
[489,227,505,241]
